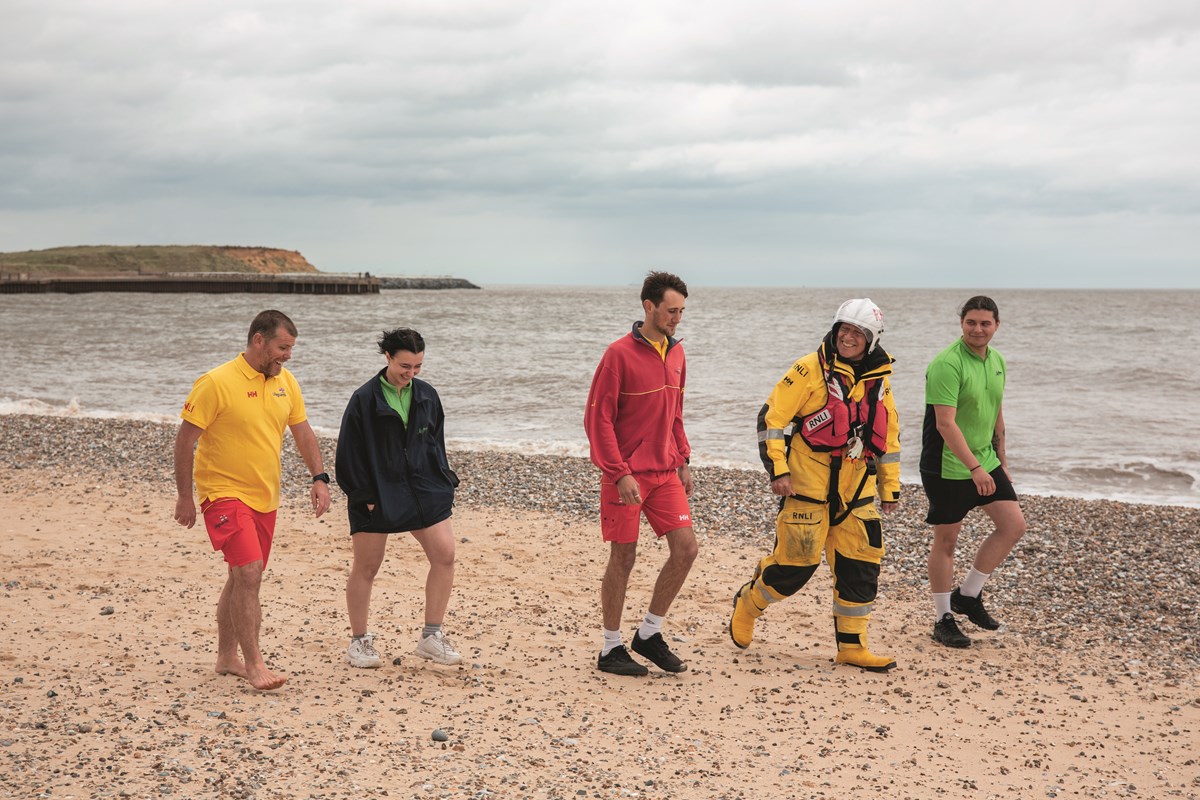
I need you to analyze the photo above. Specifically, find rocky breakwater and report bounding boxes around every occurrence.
[377,276,481,289]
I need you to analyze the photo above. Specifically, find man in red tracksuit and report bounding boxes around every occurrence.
[584,271,698,676]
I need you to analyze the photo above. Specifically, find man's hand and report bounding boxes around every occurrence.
[174,495,196,528]
[971,468,996,497]
[311,480,331,517]
[770,474,793,497]
[677,464,694,497]
[880,500,898,516]
[616,474,641,506]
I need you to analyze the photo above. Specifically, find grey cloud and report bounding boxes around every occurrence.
[1,0,1198,286]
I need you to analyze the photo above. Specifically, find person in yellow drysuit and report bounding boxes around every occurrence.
[729,298,901,672]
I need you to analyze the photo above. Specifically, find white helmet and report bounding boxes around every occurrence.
[833,298,884,354]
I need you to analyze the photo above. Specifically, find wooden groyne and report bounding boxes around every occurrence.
[0,273,380,295]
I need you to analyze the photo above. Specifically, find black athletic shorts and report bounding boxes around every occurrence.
[920,465,1018,525]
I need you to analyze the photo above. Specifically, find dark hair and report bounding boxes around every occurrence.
[640,271,688,305]
[377,328,425,356]
[247,310,297,345]
[960,295,999,323]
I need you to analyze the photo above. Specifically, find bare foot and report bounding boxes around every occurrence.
[243,664,287,691]
[214,658,247,678]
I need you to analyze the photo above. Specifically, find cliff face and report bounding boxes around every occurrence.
[0,245,319,276]
[216,247,318,274]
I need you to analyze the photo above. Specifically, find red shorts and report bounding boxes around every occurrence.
[600,470,693,544]
[202,498,277,568]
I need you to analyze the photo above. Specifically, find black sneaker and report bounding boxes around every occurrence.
[631,632,688,673]
[951,588,1001,630]
[597,645,648,676]
[932,613,971,648]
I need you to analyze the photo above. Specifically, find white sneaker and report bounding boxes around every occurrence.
[346,634,382,669]
[415,630,462,665]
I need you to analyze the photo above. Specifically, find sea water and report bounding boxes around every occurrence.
[1,285,1196,507]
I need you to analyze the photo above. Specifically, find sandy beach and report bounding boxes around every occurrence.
[1,414,1198,799]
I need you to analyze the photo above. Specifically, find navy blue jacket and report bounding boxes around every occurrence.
[335,369,458,533]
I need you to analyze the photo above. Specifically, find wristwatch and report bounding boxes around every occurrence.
[312,472,330,484]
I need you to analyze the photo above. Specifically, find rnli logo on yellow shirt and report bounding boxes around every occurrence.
[273,388,287,397]
[183,401,194,413]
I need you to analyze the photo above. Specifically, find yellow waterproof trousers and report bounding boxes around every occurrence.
[742,498,886,647]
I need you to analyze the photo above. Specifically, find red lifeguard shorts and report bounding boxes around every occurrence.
[599,470,693,544]
[201,498,277,568]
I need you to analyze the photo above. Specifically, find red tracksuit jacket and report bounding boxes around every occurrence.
[584,322,691,484]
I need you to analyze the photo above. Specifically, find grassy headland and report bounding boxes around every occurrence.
[0,245,319,276]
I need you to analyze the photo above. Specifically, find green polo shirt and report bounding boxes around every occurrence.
[921,338,1006,479]
[379,376,412,425]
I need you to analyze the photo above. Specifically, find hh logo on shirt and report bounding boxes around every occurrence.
[247,391,258,398]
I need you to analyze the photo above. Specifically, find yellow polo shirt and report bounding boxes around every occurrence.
[180,353,307,513]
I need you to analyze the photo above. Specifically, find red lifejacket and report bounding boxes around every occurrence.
[797,355,889,458]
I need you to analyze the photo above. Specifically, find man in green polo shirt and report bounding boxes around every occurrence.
[920,296,1027,649]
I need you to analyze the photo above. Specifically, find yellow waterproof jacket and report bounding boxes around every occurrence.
[757,339,901,511]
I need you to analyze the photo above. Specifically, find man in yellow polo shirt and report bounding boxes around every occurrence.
[173,310,331,691]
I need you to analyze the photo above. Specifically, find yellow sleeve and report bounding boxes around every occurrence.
[876,376,901,502]
[757,357,817,478]
[181,374,219,430]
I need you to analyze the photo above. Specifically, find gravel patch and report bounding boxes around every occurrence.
[2,412,1196,667]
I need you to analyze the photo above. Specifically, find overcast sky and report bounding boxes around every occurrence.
[3,1,1198,287]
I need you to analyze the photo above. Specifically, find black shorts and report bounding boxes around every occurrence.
[920,466,1018,525]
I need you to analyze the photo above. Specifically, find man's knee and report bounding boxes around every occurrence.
[990,503,1027,542]
[931,524,961,554]
[230,560,264,588]
[607,543,638,573]
[665,528,698,565]
[1005,516,1028,541]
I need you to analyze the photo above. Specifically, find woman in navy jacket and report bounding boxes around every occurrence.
[335,328,463,669]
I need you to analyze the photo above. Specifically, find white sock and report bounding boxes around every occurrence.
[961,567,990,598]
[933,591,952,619]
[601,628,622,656]
[637,612,664,641]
